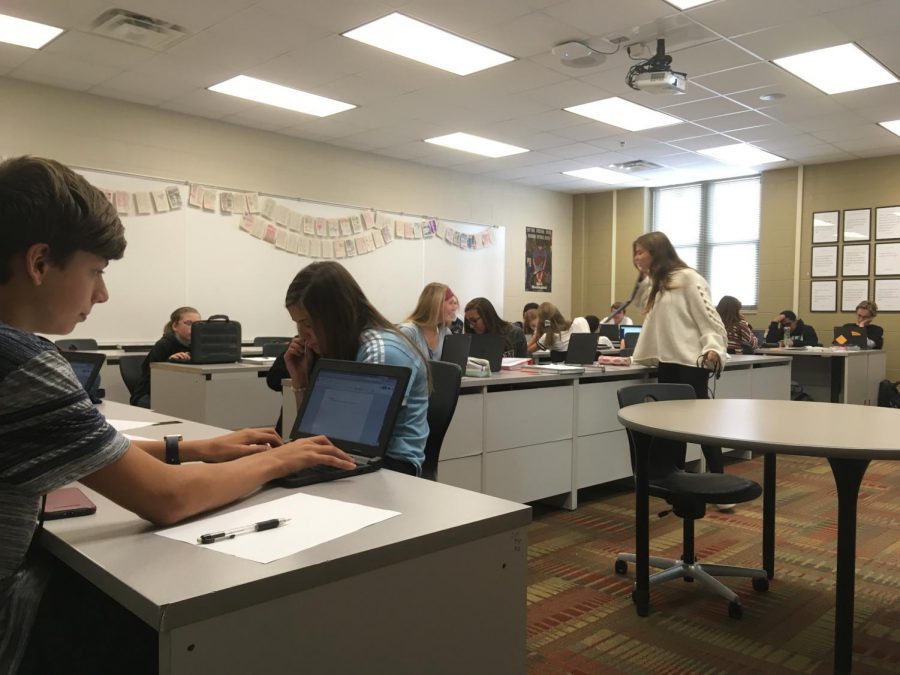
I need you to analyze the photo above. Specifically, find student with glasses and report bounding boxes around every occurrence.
[841,300,883,349]
[463,297,528,357]
[130,306,200,407]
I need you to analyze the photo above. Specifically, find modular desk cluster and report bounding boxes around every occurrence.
[42,401,531,675]
[756,347,886,405]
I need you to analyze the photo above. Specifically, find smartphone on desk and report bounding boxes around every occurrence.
[44,487,97,520]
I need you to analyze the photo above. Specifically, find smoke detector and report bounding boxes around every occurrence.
[91,8,189,50]
[551,39,615,68]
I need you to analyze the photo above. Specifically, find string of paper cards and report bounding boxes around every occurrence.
[95,181,495,257]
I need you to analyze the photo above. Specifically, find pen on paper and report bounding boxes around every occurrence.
[198,518,290,545]
[152,420,180,426]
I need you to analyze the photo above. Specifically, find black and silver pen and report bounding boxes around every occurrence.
[197,518,290,544]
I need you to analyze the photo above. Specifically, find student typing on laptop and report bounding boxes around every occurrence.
[130,305,200,408]
[0,157,355,674]
[281,261,429,476]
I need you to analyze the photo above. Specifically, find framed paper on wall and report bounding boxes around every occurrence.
[841,244,869,276]
[841,279,869,311]
[811,245,837,277]
[875,242,900,276]
[811,280,837,312]
[812,211,839,243]
[842,208,870,242]
[874,279,900,311]
[875,206,900,240]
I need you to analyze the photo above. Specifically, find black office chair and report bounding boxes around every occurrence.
[253,336,291,346]
[615,383,768,619]
[422,361,462,481]
[119,354,144,399]
[549,349,567,363]
[262,342,289,358]
[55,338,99,351]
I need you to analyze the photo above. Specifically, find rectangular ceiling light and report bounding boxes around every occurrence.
[564,97,681,131]
[879,120,900,138]
[425,132,528,158]
[698,143,785,166]
[208,76,355,117]
[666,1,716,8]
[774,43,898,94]
[0,12,63,48]
[563,167,636,185]
[343,13,513,76]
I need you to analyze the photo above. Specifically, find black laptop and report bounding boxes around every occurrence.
[598,323,619,342]
[440,333,471,369]
[59,351,106,394]
[274,359,411,488]
[619,325,642,341]
[833,325,868,348]
[468,333,505,372]
[565,333,600,364]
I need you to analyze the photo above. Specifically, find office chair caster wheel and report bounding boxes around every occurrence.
[752,577,769,592]
[615,560,628,575]
[728,601,743,619]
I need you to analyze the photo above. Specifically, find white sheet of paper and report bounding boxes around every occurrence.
[107,419,155,431]
[156,492,400,563]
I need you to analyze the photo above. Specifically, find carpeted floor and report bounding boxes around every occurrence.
[526,454,900,674]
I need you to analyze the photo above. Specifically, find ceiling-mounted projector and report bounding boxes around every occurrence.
[626,38,687,94]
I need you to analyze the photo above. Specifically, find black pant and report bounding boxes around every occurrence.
[656,362,724,473]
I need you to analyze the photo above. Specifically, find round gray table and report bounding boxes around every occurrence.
[618,398,900,675]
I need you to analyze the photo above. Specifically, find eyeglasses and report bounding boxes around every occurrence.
[466,315,483,327]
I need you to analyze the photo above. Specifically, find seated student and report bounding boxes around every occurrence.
[522,308,539,341]
[0,156,355,674]
[398,282,457,360]
[516,302,539,330]
[585,314,600,333]
[527,302,590,353]
[716,295,758,353]
[841,300,883,349]
[129,306,200,408]
[280,261,429,476]
[463,297,528,358]
[448,294,464,335]
[600,301,634,326]
[765,310,819,346]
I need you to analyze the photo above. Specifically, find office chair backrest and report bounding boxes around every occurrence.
[617,383,695,480]
[253,336,291,346]
[622,332,639,350]
[422,360,462,481]
[262,342,289,358]
[118,354,144,397]
[55,338,99,351]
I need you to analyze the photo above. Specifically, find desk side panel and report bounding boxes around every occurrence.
[484,439,572,503]
[485,386,573,451]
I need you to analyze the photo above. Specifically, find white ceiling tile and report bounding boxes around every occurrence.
[472,11,591,59]
[696,110,772,132]
[0,0,110,28]
[10,50,123,89]
[667,134,734,151]
[756,135,835,153]
[686,0,820,38]
[372,142,433,161]
[759,96,845,123]
[823,0,900,41]
[87,84,169,106]
[160,89,256,118]
[667,39,762,78]
[519,79,612,109]
[661,95,747,120]
[732,16,851,61]
[812,124,894,144]
[693,62,821,98]
[638,121,716,141]
[399,0,535,34]
[542,142,612,158]
[544,0,681,40]
[726,122,802,142]
[790,111,872,133]
[41,30,154,69]
[221,105,322,131]
[832,136,900,153]
[0,43,37,74]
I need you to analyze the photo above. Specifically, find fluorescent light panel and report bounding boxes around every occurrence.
[0,12,63,48]
[879,120,900,138]
[564,97,681,131]
[698,143,785,166]
[563,167,636,185]
[774,43,898,94]
[208,76,355,117]
[343,13,513,76]
[425,133,528,158]
[666,1,716,8]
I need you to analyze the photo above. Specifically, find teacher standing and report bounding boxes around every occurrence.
[630,232,732,500]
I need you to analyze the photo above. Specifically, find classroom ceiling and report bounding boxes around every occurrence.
[2,0,900,192]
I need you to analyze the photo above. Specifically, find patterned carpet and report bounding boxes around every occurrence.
[526,454,900,674]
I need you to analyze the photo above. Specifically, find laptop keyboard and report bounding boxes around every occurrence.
[284,454,369,479]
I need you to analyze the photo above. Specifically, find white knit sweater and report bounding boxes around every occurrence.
[631,268,728,368]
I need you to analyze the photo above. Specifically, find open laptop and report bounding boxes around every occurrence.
[59,350,106,394]
[598,323,619,343]
[274,359,411,488]
[565,333,600,364]
[620,325,642,341]
[440,333,471,370]
[468,333,505,372]
[833,325,868,348]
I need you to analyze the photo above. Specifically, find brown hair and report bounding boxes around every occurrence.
[465,297,517,352]
[716,295,742,331]
[404,282,449,328]
[856,300,878,317]
[0,156,126,283]
[163,306,199,335]
[633,231,688,311]
[537,302,571,349]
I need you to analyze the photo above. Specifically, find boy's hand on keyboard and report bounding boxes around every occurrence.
[275,435,356,474]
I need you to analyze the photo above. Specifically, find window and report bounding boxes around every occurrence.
[650,176,760,308]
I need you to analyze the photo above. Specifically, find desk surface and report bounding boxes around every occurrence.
[43,402,531,632]
[150,359,270,375]
[618,398,900,460]
[756,347,883,358]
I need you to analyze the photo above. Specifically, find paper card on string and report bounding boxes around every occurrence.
[334,240,345,258]
[413,222,423,239]
[404,222,415,239]
[231,193,248,215]
[321,239,334,258]
[115,191,131,215]
[134,192,153,215]
[362,210,375,229]
[381,225,393,243]
[372,229,385,248]
[274,227,289,250]
[350,215,363,234]
[261,198,276,220]
[327,219,340,237]
[263,223,277,244]
[286,231,300,254]
[435,221,446,239]
[344,240,356,257]
[239,213,254,232]
[339,218,352,236]
[302,215,315,235]
[245,193,259,214]
[315,218,327,237]
[219,192,234,214]
[151,190,169,213]
[308,238,322,258]
[297,236,310,256]
[202,189,217,211]
[166,186,183,210]
[286,211,302,232]
[273,204,289,226]
[355,237,367,255]
[395,221,405,239]
[251,217,266,239]
[188,184,203,208]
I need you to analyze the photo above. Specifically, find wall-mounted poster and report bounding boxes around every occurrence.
[842,244,869,276]
[812,211,839,243]
[841,279,869,311]
[811,245,837,277]
[525,227,552,292]
[874,279,900,311]
[811,280,837,312]
[842,208,870,241]
[875,206,900,240]
[875,242,900,275]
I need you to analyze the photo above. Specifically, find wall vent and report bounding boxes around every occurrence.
[91,8,189,51]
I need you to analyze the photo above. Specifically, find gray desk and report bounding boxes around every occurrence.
[42,401,531,675]
[756,347,886,404]
[618,398,900,674]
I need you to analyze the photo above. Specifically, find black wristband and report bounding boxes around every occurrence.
[164,434,182,465]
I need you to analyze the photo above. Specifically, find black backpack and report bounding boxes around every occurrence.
[877,379,900,408]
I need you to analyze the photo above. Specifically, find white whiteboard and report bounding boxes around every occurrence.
[67,169,504,342]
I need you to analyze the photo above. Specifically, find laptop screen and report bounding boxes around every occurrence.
[294,368,403,450]
[620,325,642,340]
[59,351,105,393]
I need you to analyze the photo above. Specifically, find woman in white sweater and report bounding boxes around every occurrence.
[631,232,730,487]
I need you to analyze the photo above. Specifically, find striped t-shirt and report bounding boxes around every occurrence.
[0,323,129,671]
